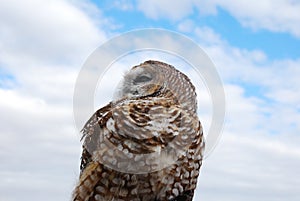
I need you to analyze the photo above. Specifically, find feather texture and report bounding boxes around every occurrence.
[72,60,204,201]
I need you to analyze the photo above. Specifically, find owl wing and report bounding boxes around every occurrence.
[80,103,112,172]
[72,103,114,201]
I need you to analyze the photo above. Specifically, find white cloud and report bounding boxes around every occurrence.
[0,0,105,66]
[195,25,300,134]
[0,0,108,200]
[177,19,195,33]
[194,26,225,46]
[192,63,300,201]
[0,88,81,201]
[112,0,134,11]
[214,0,300,37]
[136,0,300,38]
[137,0,194,20]
[196,130,300,201]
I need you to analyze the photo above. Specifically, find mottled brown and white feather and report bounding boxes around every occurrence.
[72,60,204,201]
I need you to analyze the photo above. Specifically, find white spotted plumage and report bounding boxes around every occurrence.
[72,60,204,201]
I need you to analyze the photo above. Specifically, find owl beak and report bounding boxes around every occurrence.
[132,90,139,95]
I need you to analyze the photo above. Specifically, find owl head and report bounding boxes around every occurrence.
[114,60,197,114]
[115,61,165,99]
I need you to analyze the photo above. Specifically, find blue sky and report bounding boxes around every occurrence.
[0,1,300,201]
[96,0,300,60]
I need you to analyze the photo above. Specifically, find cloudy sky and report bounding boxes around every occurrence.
[1,0,300,200]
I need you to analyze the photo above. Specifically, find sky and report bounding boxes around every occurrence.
[0,0,300,201]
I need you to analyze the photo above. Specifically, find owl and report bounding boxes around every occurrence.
[72,60,205,201]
